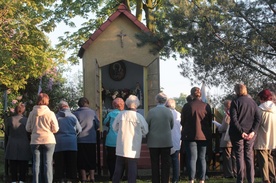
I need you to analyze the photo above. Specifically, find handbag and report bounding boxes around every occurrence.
[224,125,230,141]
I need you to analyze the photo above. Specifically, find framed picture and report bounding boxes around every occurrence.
[109,61,126,81]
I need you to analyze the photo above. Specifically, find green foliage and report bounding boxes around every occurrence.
[40,0,161,63]
[42,0,276,100]
[0,66,83,132]
[152,0,276,94]
[174,93,188,111]
[0,0,66,91]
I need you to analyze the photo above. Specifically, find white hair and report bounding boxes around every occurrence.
[58,100,69,109]
[165,98,176,109]
[125,95,140,109]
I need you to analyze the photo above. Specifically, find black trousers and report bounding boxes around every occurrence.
[9,160,29,182]
[54,151,78,181]
[106,146,116,179]
[149,147,171,183]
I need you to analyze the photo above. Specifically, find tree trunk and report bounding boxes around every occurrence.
[136,0,143,21]
[144,0,155,32]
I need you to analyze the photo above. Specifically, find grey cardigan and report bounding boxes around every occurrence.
[146,105,174,148]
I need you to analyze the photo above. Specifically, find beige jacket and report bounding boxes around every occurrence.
[254,101,276,150]
[26,105,59,144]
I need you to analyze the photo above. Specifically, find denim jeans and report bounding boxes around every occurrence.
[31,144,55,183]
[171,150,180,182]
[184,140,207,181]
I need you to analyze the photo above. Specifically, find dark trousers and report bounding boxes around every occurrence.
[149,147,171,183]
[222,147,237,177]
[54,151,78,181]
[106,146,116,179]
[231,137,255,183]
[9,160,29,182]
[112,156,137,183]
[256,150,276,183]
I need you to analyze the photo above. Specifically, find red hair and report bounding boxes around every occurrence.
[258,89,272,101]
[112,98,125,110]
[36,93,49,105]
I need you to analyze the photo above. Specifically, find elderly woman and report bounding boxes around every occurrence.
[254,89,276,183]
[165,98,182,183]
[112,95,148,183]
[5,103,31,183]
[229,84,261,183]
[73,97,99,182]
[54,101,82,183]
[103,97,125,180]
[146,92,174,183]
[26,93,59,183]
[218,100,236,178]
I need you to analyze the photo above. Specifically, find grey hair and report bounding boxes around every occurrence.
[58,100,69,109]
[155,92,168,104]
[165,98,176,109]
[125,95,140,109]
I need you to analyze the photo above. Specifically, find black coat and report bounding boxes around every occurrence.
[229,95,261,140]
[5,114,32,161]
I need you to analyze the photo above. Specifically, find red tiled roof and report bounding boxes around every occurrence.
[78,3,151,58]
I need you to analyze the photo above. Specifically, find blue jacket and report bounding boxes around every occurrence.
[73,107,99,143]
[103,109,121,147]
[55,109,81,152]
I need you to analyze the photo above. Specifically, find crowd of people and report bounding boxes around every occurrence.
[4,84,276,183]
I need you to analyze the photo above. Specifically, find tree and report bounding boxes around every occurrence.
[151,0,276,93]
[42,0,161,64]
[0,1,83,132]
[0,1,65,91]
[173,93,187,111]
[0,66,82,118]
[47,0,275,95]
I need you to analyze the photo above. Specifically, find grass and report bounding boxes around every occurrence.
[0,135,262,183]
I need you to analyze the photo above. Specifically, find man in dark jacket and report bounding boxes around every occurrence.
[229,84,261,183]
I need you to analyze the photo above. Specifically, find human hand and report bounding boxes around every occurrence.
[241,132,248,139]
[245,132,255,140]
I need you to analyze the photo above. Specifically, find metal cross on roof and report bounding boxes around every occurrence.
[117,31,127,48]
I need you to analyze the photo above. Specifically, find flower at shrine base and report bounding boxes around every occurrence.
[112,91,119,99]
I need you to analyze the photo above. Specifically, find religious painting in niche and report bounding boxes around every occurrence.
[109,61,126,81]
